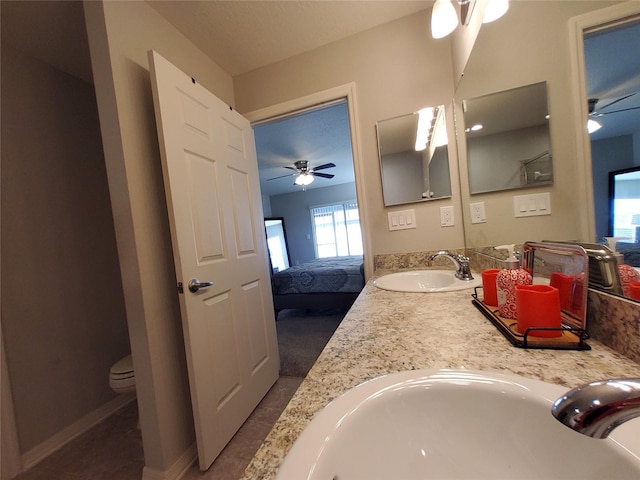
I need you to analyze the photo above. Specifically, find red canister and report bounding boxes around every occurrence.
[515,284,562,338]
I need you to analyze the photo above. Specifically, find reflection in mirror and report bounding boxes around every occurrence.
[376,106,452,206]
[464,82,553,194]
[454,1,639,304]
[543,240,640,302]
[264,217,290,273]
[609,167,640,271]
[521,242,589,330]
[586,20,640,247]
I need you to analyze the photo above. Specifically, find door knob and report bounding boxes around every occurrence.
[188,278,213,293]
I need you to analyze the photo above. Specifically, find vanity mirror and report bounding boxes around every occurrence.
[376,106,452,206]
[463,82,552,194]
[455,1,640,303]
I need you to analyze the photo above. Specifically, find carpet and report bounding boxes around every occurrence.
[276,308,345,378]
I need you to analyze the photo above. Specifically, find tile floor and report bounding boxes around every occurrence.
[13,376,302,480]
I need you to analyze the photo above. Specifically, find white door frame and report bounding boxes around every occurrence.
[569,1,640,243]
[243,83,373,280]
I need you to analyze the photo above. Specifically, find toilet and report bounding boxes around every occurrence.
[109,354,136,395]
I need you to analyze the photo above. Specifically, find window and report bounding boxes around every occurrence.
[310,201,362,258]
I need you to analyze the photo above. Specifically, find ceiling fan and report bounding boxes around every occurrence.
[267,160,335,186]
[587,93,640,133]
[588,93,640,116]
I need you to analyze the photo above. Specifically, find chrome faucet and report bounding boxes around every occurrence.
[427,250,474,281]
[551,378,640,438]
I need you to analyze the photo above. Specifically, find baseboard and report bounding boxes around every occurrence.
[21,393,136,471]
[142,443,197,480]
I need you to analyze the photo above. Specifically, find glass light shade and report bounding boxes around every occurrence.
[431,0,458,39]
[483,0,509,23]
[587,118,602,133]
[294,173,314,186]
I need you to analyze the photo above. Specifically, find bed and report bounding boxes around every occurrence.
[271,255,365,318]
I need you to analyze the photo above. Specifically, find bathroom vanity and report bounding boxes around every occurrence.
[242,274,640,479]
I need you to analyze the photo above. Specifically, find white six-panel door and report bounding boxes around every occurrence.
[148,51,279,470]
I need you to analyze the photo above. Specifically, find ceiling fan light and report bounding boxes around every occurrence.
[294,173,314,186]
[483,0,509,23]
[587,118,602,134]
[431,0,458,39]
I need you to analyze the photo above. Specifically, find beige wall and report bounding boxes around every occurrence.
[1,45,129,453]
[235,10,466,257]
[83,0,237,475]
[455,1,622,248]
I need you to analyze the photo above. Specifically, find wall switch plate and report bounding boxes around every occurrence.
[470,202,486,224]
[440,206,455,227]
[388,209,416,231]
[513,192,551,218]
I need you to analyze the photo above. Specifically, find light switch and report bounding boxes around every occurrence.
[538,197,548,211]
[513,193,551,218]
[388,209,417,231]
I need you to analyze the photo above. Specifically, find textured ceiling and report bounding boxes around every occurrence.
[254,101,355,197]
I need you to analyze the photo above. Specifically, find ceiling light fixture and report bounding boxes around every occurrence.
[294,172,314,186]
[465,124,483,133]
[482,0,509,23]
[431,0,459,39]
[431,0,509,39]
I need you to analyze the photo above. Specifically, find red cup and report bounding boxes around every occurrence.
[515,284,562,338]
[481,269,500,306]
[630,281,640,301]
[550,272,574,311]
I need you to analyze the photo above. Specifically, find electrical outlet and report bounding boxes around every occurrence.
[440,206,454,227]
[470,202,486,224]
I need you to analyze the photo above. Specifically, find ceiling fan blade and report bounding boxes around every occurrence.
[312,172,334,179]
[267,173,295,181]
[283,166,298,171]
[597,105,640,116]
[311,162,336,171]
[597,92,637,112]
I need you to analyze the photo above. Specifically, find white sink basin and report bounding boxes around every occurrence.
[276,369,640,480]
[373,270,481,292]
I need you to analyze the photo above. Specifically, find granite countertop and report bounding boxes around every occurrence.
[242,280,640,479]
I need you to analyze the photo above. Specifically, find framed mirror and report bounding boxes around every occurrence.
[376,105,452,206]
[455,1,640,305]
[463,82,553,194]
[264,217,290,273]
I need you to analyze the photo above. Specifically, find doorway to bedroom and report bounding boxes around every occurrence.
[249,89,365,388]
[252,98,363,268]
